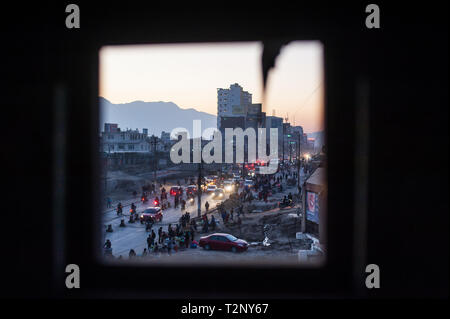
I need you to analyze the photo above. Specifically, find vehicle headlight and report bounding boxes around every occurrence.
[140,215,144,218]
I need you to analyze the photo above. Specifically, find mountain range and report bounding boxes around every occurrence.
[100,97,217,137]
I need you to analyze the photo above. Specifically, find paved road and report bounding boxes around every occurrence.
[102,187,233,257]
[102,167,306,258]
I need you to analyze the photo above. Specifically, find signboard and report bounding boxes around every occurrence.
[306,191,320,223]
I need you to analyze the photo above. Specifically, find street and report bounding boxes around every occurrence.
[102,166,307,259]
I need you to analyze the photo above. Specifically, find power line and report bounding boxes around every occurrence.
[292,81,323,120]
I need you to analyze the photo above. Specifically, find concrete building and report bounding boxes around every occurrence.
[100,125,155,153]
[245,103,266,131]
[266,116,284,155]
[160,131,170,144]
[217,83,252,129]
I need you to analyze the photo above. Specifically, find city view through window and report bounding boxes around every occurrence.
[99,41,326,265]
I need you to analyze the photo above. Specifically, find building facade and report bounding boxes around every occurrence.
[100,124,161,153]
[217,83,252,129]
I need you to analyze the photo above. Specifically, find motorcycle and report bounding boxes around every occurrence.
[279,199,294,209]
[141,196,148,204]
[188,196,195,206]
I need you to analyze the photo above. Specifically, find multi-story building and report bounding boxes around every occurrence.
[266,116,284,156]
[100,124,155,153]
[217,83,252,129]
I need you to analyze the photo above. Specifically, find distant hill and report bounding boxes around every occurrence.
[99,97,217,137]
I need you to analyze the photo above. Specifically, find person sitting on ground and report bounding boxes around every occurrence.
[104,239,112,249]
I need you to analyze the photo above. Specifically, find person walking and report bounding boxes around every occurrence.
[158,226,163,244]
[205,201,210,212]
[151,229,156,244]
[210,215,216,230]
[147,234,153,250]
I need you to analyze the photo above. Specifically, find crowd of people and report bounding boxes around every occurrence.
[104,164,307,259]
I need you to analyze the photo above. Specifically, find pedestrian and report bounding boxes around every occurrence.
[202,215,209,232]
[205,201,210,212]
[106,197,112,208]
[185,231,190,248]
[158,226,163,244]
[147,235,152,249]
[103,239,111,249]
[166,237,172,255]
[230,208,234,220]
[210,215,216,230]
[141,248,148,257]
[221,209,226,222]
[129,249,136,259]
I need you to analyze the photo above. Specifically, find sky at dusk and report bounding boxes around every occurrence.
[99,41,324,133]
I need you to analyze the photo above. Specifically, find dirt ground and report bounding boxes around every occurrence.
[202,203,313,256]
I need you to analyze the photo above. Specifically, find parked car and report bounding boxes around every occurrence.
[206,184,217,194]
[199,233,248,252]
[139,207,163,223]
[212,188,225,200]
[170,186,183,196]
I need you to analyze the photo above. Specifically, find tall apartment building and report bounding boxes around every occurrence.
[217,83,252,129]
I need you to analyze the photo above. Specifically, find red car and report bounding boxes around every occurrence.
[139,207,163,223]
[170,186,183,196]
[199,233,248,252]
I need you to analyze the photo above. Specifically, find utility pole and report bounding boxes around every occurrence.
[197,161,203,218]
[149,135,158,186]
[282,124,285,164]
[297,133,301,193]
